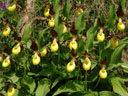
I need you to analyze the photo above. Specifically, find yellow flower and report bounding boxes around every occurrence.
[50,39,59,52]
[8,2,16,11]
[2,25,11,37]
[97,28,105,42]
[66,58,76,72]
[69,38,78,50]
[32,53,41,65]
[76,8,83,16]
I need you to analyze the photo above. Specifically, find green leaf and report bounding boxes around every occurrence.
[110,44,126,64]
[0,11,4,18]
[77,37,86,53]
[35,78,51,96]
[88,68,99,83]
[120,63,128,73]
[121,0,126,12]
[51,77,63,89]
[7,73,19,83]
[107,5,116,30]
[75,12,86,32]
[108,62,127,70]
[69,91,98,96]
[38,27,49,49]
[14,89,23,96]
[55,23,64,38]
[16,17,24,31]
[53,0,60,13]
[85,19,98,50]
[0,77,5,90]
[99,91,117,96]
[100,12,106,24]
[22,77,36,94]
[101,48,113,63]
[22,23,32,44]
[53,80,84,96]
[111,77,128,96]
[54,11,60,29]
[63,0,71,19]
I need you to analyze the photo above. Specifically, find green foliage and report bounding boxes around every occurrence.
[63,0,71,19]
[22,23,32,44]
[75,12,86,32]
[111,77,128,96]
[36,78,51,96]
[0,0,128,96]
[107,5,116,30]
[110,43,126,64]
[85,19,98,50]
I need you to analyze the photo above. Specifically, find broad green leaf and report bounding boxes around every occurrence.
[77,37,86,53]
[108,62,127,70]
[63,0,71,19]
[120,63,128,73]
[85,19,98,50]
[53,80,84,96]
[119,37,128,44]
[0,77,5,90]
[101,48,113,64]
[36,78,51,96]
[110,44,126,64]
[121,0,126,12]
[54,11,60,30]
[51,77,63,89]
[53,0,60,13]
[7,73,19,83]
[99,91,117,96]
[38,27,49,49]
[16,17,24,31]
[55,23,64,39]
[100,12,106,24]
[14,89,23,96]
[88,68,99,83]
[69,91,98,96]
[22,23,32,44]
[111,77,128,96]
[0,90,6,96]
[38,28,49,40]
[75,12,86,32]
[108,5,116,30]
[22,77,36,94]
[0,11,4,18]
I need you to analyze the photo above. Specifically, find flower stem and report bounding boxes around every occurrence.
[84,71,87,92]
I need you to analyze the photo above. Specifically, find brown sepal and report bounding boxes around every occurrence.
[13,32,17,40]
[0,93,4,96]
[116,6,124,18]
[70,26,77,35]
[0,50,2,53]
[70,50,77,57]
[103,29,109,33]
[4,81,10,86]
[13,84,17,89]
[100,59,107,65]
[16,36,21,42]
[31,40,38,51]
[98,18,104,27]
[4,46,11,55]
[84,51,90,58]
[38,53,42,58]
[116,33,125,39]
[50,29,58,37]
[20,44,24,51]
[49,5,55,15]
